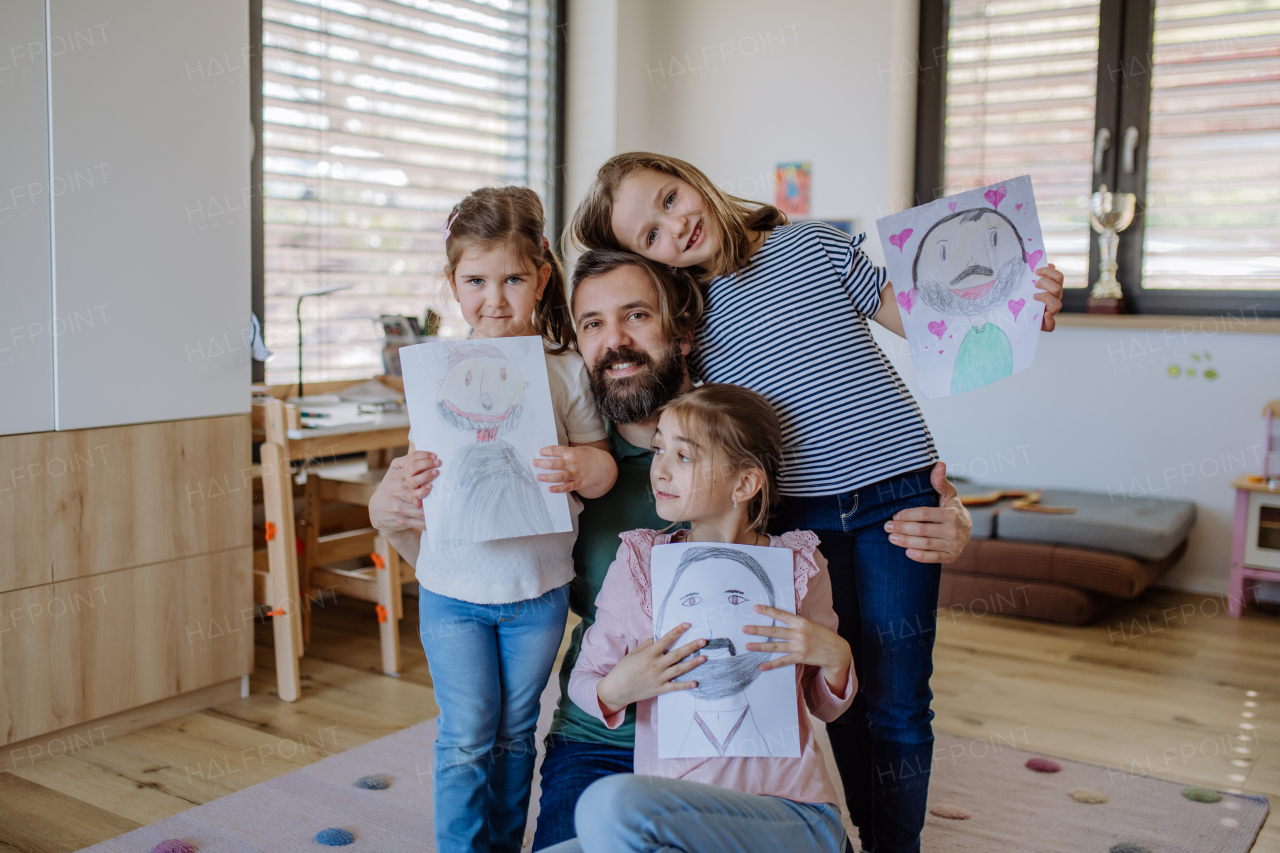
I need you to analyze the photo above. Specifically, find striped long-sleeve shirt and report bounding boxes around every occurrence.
[688,221,937,495]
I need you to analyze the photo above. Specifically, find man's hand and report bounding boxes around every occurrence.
[1035,263,1065,332]
[368,446,439,534]
[884,461,972,564]
[596,623,706,717]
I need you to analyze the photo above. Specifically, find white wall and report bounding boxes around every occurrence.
[566,0,1280,594]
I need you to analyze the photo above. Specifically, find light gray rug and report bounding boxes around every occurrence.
[80,681,1268,852]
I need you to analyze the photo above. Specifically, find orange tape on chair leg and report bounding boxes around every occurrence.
[376,604,388,623]
[266,608,285,617]
[371,553,386,570]
[264,521,277,541]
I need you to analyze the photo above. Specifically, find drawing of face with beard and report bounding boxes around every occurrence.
[912,208,1027,319]
[436,343,527,442]
[656,547,778,701]
[433,342,553,548]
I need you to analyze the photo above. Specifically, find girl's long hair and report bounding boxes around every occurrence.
[569,152,789,281]
[442,186,572,351]
[655,384,784,533]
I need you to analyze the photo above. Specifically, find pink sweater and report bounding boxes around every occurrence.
[568,529,856,806]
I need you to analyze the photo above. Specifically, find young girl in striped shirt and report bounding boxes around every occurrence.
[570,153,1065,853]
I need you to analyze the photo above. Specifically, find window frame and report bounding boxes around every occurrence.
[248,0,569,382]
[915,0,1280,317]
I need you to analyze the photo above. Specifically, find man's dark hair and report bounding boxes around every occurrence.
[569,249,704,341]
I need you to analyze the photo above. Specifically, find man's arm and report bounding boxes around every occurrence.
[368,444,439,568]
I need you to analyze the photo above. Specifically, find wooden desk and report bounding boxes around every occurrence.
[252,378,409,701]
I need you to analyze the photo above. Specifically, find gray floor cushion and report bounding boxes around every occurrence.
[954,483,1196,562]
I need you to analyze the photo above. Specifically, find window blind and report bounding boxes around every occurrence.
[1142,0,1280,291]
[944,0,1102,288]
[261,0,551,385]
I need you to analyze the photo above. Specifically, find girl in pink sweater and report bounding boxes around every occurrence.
[543,384,855,853]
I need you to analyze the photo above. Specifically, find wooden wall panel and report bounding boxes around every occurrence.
[0,415,252,593]
[0,549,253,745]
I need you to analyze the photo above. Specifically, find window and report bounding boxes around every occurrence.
[916,0,1280,315]
[256,0,558,386]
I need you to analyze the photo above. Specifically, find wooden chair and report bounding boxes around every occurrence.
[304,468,407,676]
[251,382,410,699]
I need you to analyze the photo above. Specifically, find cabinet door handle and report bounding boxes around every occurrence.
[1093,127,1112,175]
[1122,126,1140,175]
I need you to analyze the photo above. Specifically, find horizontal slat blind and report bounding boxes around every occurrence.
[1142,0,1280,291]
[262,0,550,384]
[944,0,1102,288]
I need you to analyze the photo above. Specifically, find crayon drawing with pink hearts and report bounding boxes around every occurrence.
[874,175,1047,399]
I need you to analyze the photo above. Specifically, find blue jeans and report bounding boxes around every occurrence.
[531,736,634,850]
[540,774,847,853]
[771,464,940,853]
[418,584,571,853]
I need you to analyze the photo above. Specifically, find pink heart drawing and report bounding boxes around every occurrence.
[984,186,1008,209]
[889,228,913,252]
[1026,249,1044,271]
[896,288,917,314]
[948,201,957,212]
[939,350,945,355]
[1016,203,1024,212]
[928,320,947,340]
[1009,298,1025,321]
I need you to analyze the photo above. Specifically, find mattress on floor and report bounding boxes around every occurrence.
[938,572,1121,625]
[943,538,1186,599]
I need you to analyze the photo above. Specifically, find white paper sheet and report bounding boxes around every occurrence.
[875,175,1048,398]
[400,336,572,551]
[651,541,801,759]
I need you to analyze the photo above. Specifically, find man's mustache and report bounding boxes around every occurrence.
[591,345,653,379]
[704,637,737,656]
[949,263,994,287]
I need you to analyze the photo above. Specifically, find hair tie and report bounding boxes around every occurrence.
[543,235,550,251]
[441,211,459,241]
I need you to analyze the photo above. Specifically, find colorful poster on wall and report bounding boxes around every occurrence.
[775,162,811,217]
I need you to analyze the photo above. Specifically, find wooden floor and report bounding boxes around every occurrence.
[1,588,1276,852]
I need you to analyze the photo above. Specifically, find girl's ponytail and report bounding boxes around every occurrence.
[532,238,572,353]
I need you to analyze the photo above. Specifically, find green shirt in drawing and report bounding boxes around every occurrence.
[548,424,686,748]
[951,322,1013,395]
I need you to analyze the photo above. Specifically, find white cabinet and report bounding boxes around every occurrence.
[47,0,252,431]
[0,0,56,436]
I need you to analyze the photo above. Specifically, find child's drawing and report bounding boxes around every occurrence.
[400,336,572,551]
[876,175,1047,399]
[652,542,800,759]
[434,343,554,545]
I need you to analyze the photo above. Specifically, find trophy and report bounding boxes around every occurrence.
[1087,184,1136,313]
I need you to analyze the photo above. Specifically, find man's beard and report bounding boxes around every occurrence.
[916,256,1023,317]
[670,637,770,701]
[587,340,684,425]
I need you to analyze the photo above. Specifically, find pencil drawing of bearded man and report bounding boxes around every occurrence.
[655,546,780,758]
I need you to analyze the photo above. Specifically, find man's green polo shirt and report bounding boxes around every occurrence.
[548,423,681,747]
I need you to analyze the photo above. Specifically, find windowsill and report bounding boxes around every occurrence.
[1056,312,1280,335]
